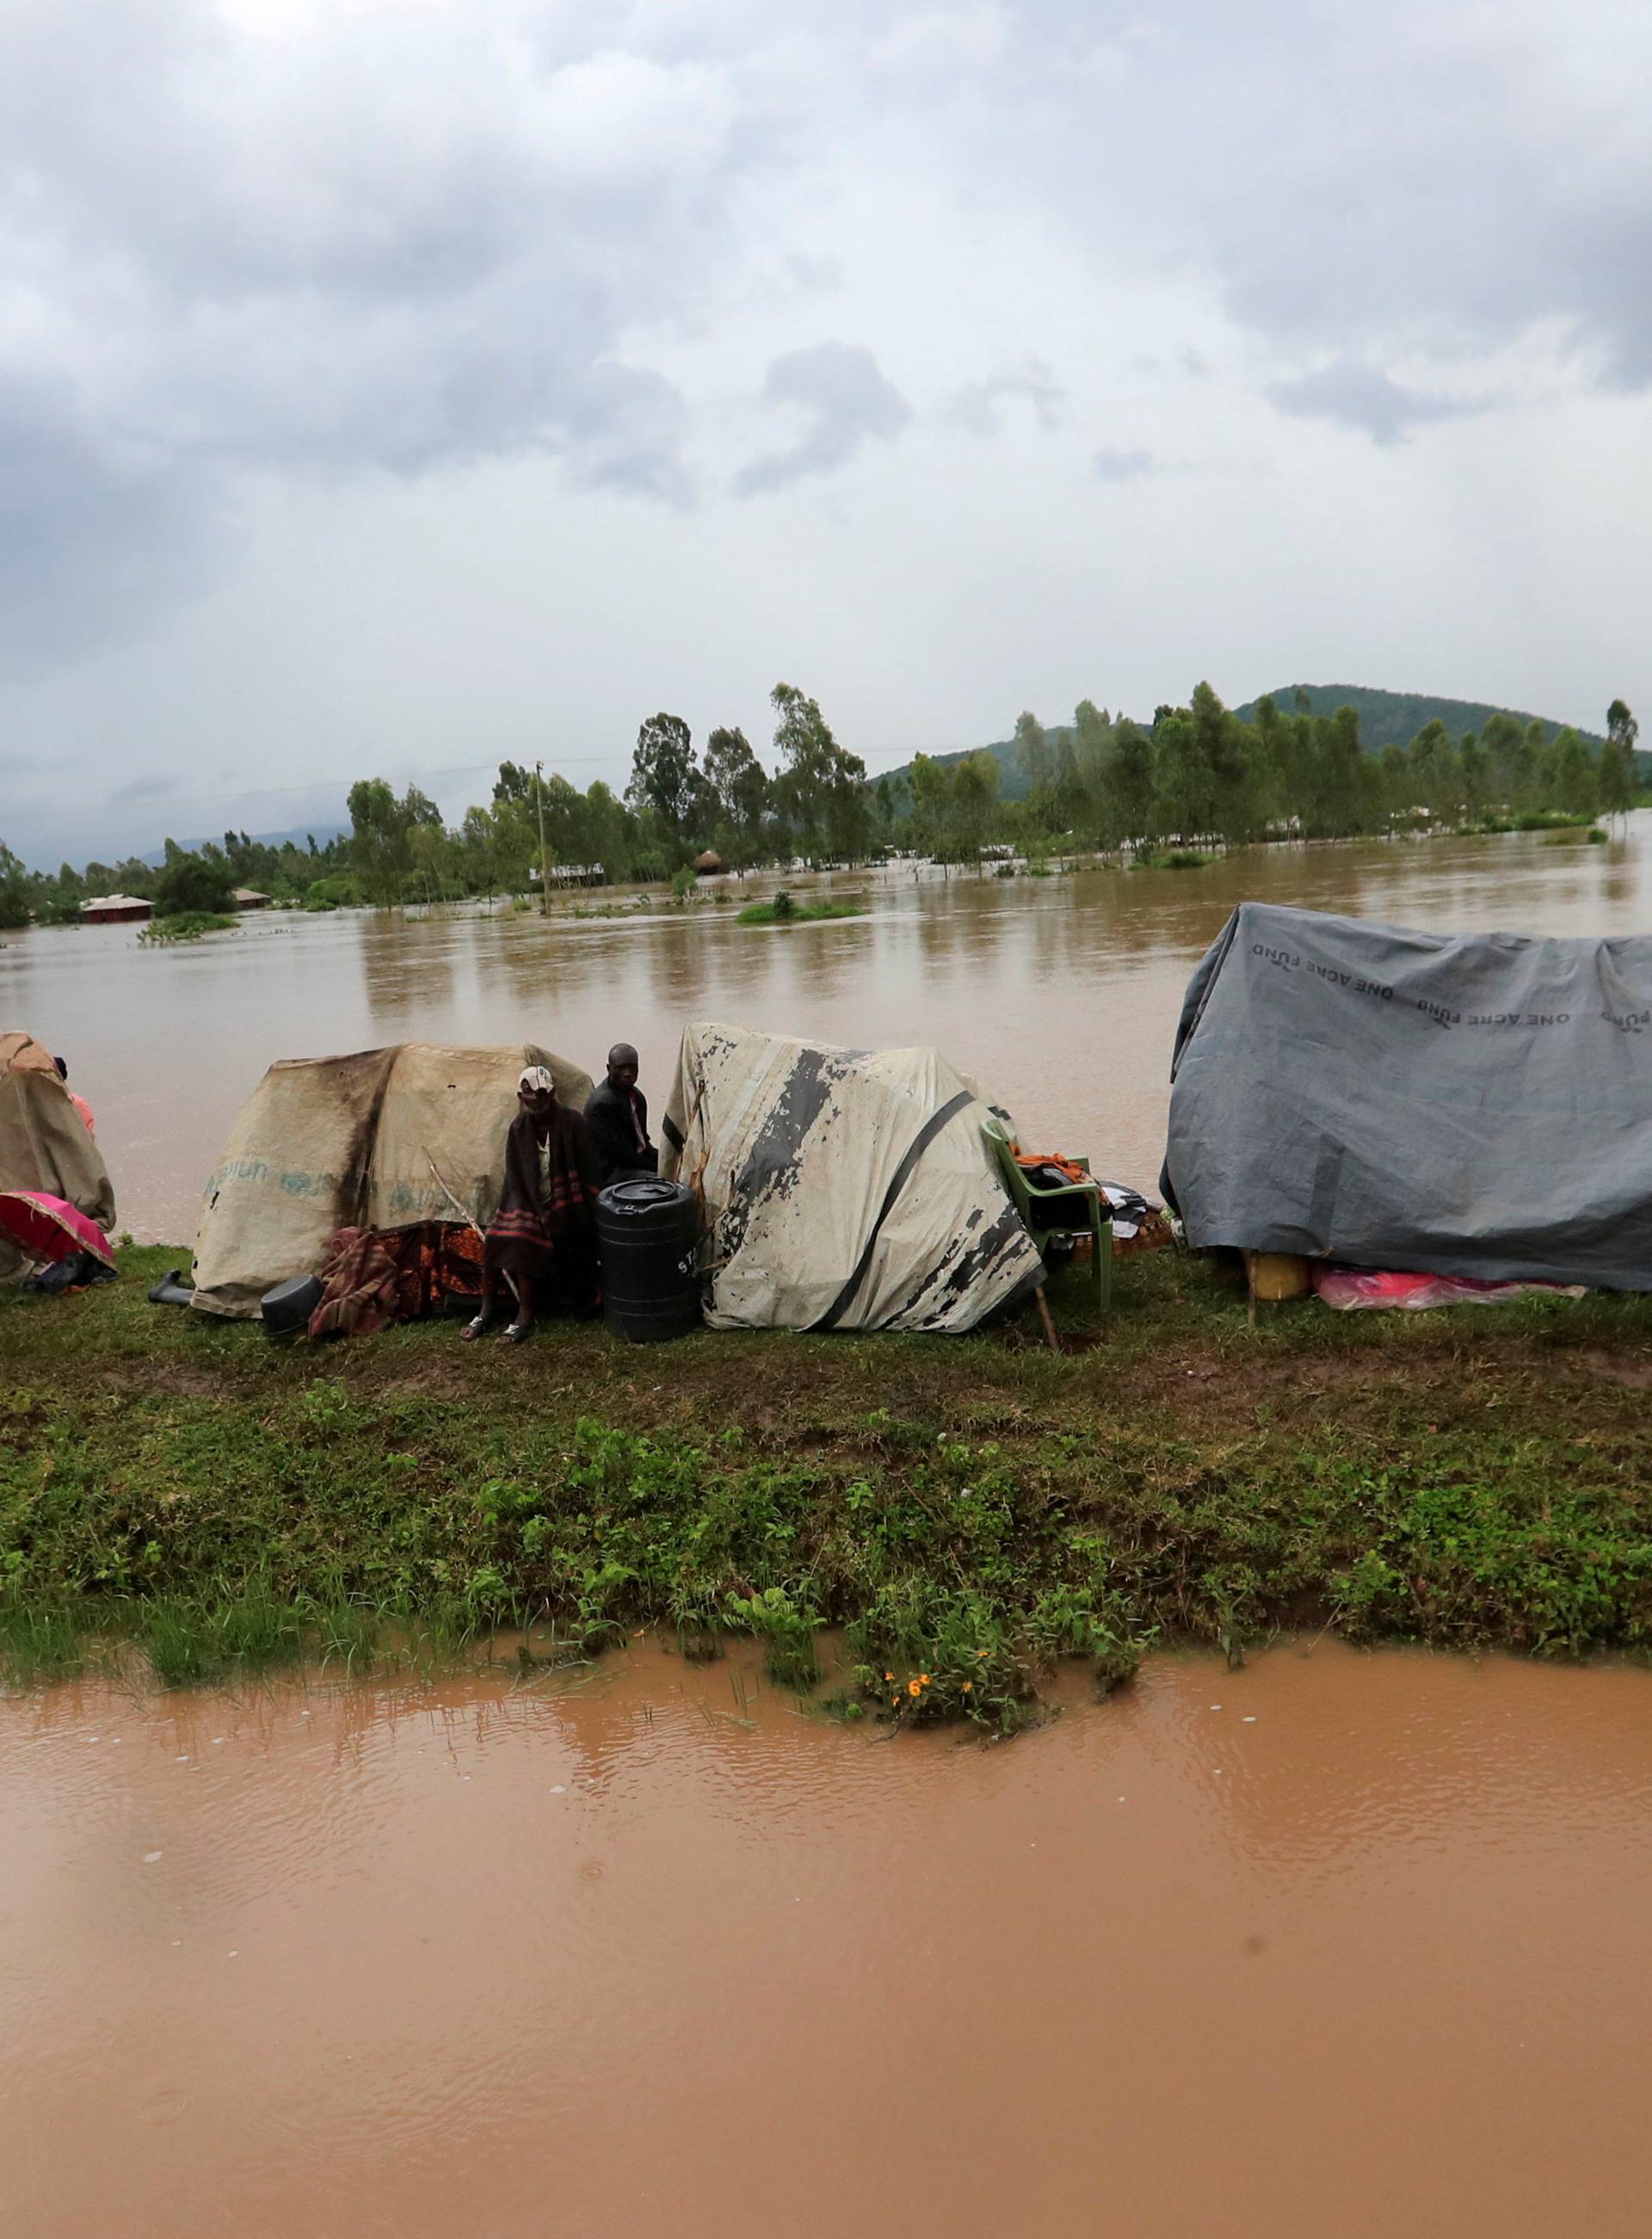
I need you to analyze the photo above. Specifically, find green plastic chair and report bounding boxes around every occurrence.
[983,1115,1113,1312]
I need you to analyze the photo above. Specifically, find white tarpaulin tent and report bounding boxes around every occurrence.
[660,1021,1042,1331]
[191,1041,591,1317]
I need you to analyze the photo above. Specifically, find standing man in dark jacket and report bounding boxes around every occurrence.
[583,1043,657,1186]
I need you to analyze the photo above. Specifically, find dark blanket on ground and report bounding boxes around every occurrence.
[484,1106,600,1310]
[584,1078,656,1183]
[307,1224,489,1339]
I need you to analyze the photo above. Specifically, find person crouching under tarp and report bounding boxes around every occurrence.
[462,1066,600,1344]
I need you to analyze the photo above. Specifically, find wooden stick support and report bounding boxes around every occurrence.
[1035,1286,1060,1353]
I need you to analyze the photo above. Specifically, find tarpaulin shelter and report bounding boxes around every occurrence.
[191,1041,593,1317]
[1163,901,1652,1290]
[660,1022,1043,1330]
[0,1192,114,1270]
[0,1033,117,1282]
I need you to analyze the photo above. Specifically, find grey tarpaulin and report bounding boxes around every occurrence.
[660,1022,1044,1330]
[1162,901,1652,1289]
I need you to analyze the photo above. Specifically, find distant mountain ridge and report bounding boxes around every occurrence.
[139,820,349,868]
[875,684,1609,803]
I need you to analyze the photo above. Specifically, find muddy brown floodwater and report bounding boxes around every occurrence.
[3,1639,1651,2238]
[3,819,1648,1240]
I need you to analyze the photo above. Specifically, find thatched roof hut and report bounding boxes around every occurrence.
[693,849,723,875]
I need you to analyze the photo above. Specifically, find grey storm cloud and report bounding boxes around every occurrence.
[1265,361,1476,446]
[110,774,180,805]
[734,344,912,497]
[0,0,749,665]
[951,362,1065,436]
[1092,447,1159,484]
[1080,0,1652,386]
[3,0,1652,705]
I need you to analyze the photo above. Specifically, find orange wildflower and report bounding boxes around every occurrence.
[919,1673,930,1685]
[961,1681,973,1693]
[907,1679,922,1697]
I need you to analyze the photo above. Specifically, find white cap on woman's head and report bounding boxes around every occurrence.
[518,1064,556,1095]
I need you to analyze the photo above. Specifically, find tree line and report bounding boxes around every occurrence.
[896,690,1641,862]
[343,682,874,906]
[0,683,1640,926]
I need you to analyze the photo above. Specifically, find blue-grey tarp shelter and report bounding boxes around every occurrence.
[1162,901,1652,1290]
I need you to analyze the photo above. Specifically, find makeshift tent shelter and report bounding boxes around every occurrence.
[1163,901,1652,1289]
[0,1033,117,1281]
[191,1041,592,1317]
[660,1022,1042,1330]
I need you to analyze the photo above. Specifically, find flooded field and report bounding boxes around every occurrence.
[3,820,1646,1242]
[3,1638,1650,2237]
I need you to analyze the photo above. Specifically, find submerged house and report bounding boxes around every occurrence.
[79,895,152,924]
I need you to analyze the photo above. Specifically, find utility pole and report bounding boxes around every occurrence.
[535,759,551,916]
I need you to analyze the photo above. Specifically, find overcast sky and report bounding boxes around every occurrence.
[3,0,1650,866]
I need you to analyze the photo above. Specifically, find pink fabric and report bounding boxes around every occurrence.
[1315,1264,1586,1312]
[0,1190,115,1268]
[70,1093,96,1136]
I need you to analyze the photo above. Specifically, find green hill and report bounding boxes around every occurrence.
[875,733,1050,804]
[1230,684,1604,755]
[875,685,1610,801]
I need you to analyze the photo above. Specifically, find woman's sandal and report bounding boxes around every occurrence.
[460,1316,491,1342]
[498,1321,533,1344]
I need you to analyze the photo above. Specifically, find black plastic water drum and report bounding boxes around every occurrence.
[596,1178,701,1344]
[261,1272,324,1341]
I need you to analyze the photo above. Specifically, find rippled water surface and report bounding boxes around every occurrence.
[3,1640,1650,2238]
[3,820,1648,1240]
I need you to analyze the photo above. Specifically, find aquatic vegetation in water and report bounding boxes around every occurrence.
[724,1585,823,1687]
[737,891,863,926]
[138,911,238,944]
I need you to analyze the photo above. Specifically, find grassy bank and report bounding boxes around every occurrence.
[5,1247,1652,1725]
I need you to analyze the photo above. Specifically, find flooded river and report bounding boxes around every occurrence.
[3,821,1647,1241]
[4,1639,1650,2237]
[9,831,1650,2230]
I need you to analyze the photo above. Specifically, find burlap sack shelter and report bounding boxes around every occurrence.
[191,1041,592,1318]
[0,1033,116,1281]
[660,1021,1042,1331]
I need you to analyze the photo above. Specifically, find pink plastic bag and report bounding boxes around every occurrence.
[1314,1265,1587,1312]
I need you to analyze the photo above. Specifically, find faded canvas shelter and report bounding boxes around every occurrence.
[0,1033,117,1280]
[661,1022,1042,1330]
[1163,901,1652,1289]
[192,1041,592,1317]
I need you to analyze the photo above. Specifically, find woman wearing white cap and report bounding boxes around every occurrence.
[462,1065,601,1342]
